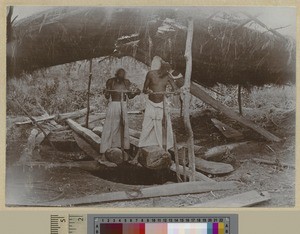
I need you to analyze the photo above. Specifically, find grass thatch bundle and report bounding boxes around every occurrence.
[8,7,295,87]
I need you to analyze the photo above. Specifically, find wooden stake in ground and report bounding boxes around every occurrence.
[182,18,196,181]
[85,59,93,128]
[120,91,125,160]
[162,94,167,151]
[238,84,243,115]
[14,99,57,150]
[172,132,182,182]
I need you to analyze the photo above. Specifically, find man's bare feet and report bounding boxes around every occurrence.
[97,159,117,167]
[97,154,117,167]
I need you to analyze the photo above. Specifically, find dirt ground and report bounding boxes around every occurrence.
[5,105,295,207]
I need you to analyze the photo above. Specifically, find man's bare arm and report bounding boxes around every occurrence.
[104,79,112,99]
[125,79,141,99]
[143,72,152,94]
[168,76,179,92]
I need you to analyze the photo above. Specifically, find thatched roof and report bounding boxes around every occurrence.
[8,7,295,86]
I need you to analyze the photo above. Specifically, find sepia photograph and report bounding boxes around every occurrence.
[5,6,296,207]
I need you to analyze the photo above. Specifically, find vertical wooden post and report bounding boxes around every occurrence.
[162,94,167,151]
[183,18,196,181]
[120,91,125,160]
[86,59,93,128]
[238,84,243,115]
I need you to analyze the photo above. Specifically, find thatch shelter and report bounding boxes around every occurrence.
[8,7,295,87]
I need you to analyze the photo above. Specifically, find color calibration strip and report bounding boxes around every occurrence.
[95,222,226,234]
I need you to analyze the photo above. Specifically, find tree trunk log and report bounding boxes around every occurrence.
[66,119,101,152]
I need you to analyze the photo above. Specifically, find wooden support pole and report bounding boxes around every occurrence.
[175,80,281,142]
[183,18,196,181]
[86,59,93,128]
[170,162,215,182]
[173,132,183,182]
[238,84,243,115]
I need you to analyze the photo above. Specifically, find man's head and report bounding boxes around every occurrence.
[115,68,125,79]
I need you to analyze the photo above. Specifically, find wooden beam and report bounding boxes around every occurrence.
[176,79,281,142]
[66,119,101,151]
[182,18,196,181]
[251,158,295,169]
[203,141,251,161]
[17,160,103,172]
[58,107,96,121]
[211,118,243,140]
[190,190,271,207]
[72,132,100,161]
[195,157,234,175]
[41,181,238,206]
[15,114,56,125]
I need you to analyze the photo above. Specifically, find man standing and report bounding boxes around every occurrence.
[99,68,140,164]
[138,56,179,151]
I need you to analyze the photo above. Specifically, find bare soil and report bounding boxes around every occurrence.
[5,106,295,207]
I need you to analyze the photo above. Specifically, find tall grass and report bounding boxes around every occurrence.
[7,56,148,116]
[7,56,295,130]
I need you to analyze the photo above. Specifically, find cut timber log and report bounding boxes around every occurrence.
[211,118,243,140]
[18,129,39,163]
[168,147,234,175]
[76,112,106,126]
[203,141,252,161]
[175,79,281,142]
[105,148,128,165]
[138,146,172,170]
[19,160,103,172]
[72,132,100,161]
[190,190,271,207]
[35,129,51,146]
[66,119,101,151]
[251,158,295,169]
[42,181,238,206]
[170,162,215,182]
[58,107,96,121]
[195,157,234,175]
[15,114,56,125]
[47,130,78,151]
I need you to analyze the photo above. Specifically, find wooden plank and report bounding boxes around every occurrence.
[168,147,234,175]
[195,157,234,174]
[58,107,96,121]
[66,119,101,151]
[211,118,243,140]
[203,141,251,161]
[75,112,106,126]
[42,181,238,206]
[190,190,271,207]
[72,132,101,161]
[175,79,281,142]
[251,158,295,169]
[18,160,103,172]
[15,114,56,125]
[170,162,215,182]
